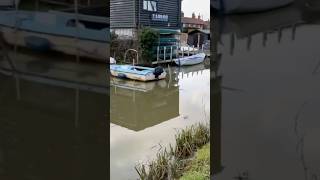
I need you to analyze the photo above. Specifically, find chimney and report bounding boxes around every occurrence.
[198,14,201,20]
[192,12,196,19]
[181,11,184,17]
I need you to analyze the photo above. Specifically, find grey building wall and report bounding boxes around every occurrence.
[111,0,181,30]
[110,0,136,28]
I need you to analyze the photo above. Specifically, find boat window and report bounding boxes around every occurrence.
[143,0,157,12]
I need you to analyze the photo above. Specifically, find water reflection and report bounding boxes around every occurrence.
[110,76,180,131]
[0,2,109,61]
[213,1,320,179]
[110,61,210,179]
[0,74,108,180]
[0,1,109,179]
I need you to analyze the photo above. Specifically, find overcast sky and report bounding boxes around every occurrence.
[182,0,210,20]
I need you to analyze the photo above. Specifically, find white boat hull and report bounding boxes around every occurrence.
[110,70,166,81]
[175,53,206,66]
[0,26,109,61]
[212,0,294,14]
[110,65,166,82]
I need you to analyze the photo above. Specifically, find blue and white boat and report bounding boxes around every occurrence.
[110,65,166,82]
[0,10,109,60]
[174,53,206,66]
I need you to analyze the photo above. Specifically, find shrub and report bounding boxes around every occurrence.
[139,27,159,64]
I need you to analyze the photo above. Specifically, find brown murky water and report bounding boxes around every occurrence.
[0,22,109,179]
[213,2,320,180]
[110,62,210,179]
[1,25,210,180]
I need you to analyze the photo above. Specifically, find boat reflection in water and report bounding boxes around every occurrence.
[110,70,179,131]
[0,4,109,61]
[110,60,210,131]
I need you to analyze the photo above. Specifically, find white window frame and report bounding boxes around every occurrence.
[143,0,157,12]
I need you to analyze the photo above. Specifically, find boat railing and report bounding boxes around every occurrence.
[153,44,206,65]
[124,49,139,66]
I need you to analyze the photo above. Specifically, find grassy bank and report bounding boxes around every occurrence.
[135,123,210,180]
[180,144,210,180]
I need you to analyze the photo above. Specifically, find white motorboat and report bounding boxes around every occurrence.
[110,65,166,82]
[175,53,206,66]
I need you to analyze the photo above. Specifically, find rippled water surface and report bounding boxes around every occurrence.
[110,63,210,179]
[213,3,320,180]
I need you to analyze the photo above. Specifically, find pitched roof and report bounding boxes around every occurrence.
[182,17,206,25]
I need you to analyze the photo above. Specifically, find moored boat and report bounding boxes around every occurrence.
[174,53,206,66]
[0,10,109,60]
[110,65,166,81]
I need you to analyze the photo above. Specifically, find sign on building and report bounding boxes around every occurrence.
[152,14,169,22]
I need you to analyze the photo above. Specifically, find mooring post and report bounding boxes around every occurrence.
[176,45,179,60]
[192,45,195,55]
[164,46,166,61]
[157,46,159,63]
[168,64,172,88]
[170,46,173,61]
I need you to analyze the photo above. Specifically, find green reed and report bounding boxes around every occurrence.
[135,123,210,180]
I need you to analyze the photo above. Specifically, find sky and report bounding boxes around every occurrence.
[182,0,210,20]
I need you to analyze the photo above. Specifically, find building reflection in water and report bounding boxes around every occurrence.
[212,13,223,177]
[110,62,210,132]
[0,1,109,179]
[110,75,180,131]
[212,1,320,179]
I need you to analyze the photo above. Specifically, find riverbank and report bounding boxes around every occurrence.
[180,143,210,180]
[135,123,210,180]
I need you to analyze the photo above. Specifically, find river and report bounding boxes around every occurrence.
[110,61,210,179]
[213,2,320,180]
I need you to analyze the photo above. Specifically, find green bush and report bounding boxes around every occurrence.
[139,27,159,64]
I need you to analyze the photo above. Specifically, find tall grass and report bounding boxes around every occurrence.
[135,123,210,180]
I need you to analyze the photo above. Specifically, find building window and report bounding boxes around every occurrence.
[143,0,157,12]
